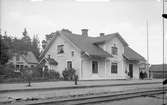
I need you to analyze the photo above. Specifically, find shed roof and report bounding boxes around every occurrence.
[149,64,167,72]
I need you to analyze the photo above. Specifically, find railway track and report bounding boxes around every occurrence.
[26,87,167,105]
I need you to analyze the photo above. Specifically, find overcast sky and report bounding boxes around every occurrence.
[0,0,167,64]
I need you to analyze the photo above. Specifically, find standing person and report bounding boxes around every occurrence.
[74,74,78,85]
[26,69,33,87]
[140,71,143,80]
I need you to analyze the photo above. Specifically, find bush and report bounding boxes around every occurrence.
[62,68,76,80]
[31,64,60,80]
[31,65,43,78]
[48,70,60,80]
[0,63,18,78]
[0,63,63,83]
[1,78,24,83]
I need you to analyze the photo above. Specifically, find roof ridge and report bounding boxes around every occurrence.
[40,30,128,59]
[151,64,167,66]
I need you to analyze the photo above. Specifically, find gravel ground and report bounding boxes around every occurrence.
[0,83,163,104]
[0,79,162,92]
[86,96,167,105]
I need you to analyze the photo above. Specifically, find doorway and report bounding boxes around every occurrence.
[92,61,98,74]
[129,64,133,78]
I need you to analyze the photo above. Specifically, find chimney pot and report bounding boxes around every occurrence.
[100,33,105,37]
[48,55,51,59]
[81,29,88,37]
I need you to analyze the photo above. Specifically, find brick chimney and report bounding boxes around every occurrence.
[100,33,105,37]
[81,29,88,37]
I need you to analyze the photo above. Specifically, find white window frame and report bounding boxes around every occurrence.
[66,60,72,69]
[57,45,64,54]
[71,50,75,57]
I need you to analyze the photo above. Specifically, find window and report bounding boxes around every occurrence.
[57,45,64,54]
[67,61,72,69]
[112,44,118,55]
[16,65,19,70]
[20,65,24,70]
[111,63,117,73]
[16,55,20,61]
[71,51,74,57]
[92,61,98,73]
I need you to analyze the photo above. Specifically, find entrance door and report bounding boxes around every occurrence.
[92,61,98,74]
[129,64,133,78]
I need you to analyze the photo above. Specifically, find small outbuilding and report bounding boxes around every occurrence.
[8,51,38,72]
[149,64,167,79]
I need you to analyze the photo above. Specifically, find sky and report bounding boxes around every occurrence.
[0,0,167,64]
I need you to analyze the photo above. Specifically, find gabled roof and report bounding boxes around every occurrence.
[123,46,146,61]
[22,51,38,64]
[61,31,113,58]
[10,51,38,64]
[40,32,59,59]
[39,57,58,66]
[40,30,129,59]
[149,64,167,72]
[46,58,58,65]
[40,29,145,62]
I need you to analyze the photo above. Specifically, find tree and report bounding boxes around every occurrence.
[42,40,47,49]
[0,31,14,77]
[21,28,31,51]
[31,35,40,59]
[22,28,28,37]
[0,32,10,65]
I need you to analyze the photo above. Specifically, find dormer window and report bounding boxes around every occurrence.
[112,44,118,55]
[57,45,64,54]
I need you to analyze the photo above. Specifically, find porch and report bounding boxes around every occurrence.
[80,56,128,80]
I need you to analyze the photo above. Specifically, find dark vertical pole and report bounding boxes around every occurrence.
[162,0,165,105]
[146,20,149,79]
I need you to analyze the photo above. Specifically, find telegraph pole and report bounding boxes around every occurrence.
[162,0,165,105]
[146,20,149,79]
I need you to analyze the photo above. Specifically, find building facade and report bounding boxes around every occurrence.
[149,64,167,79]
[8,51,38,72]
[40,29,147,80]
